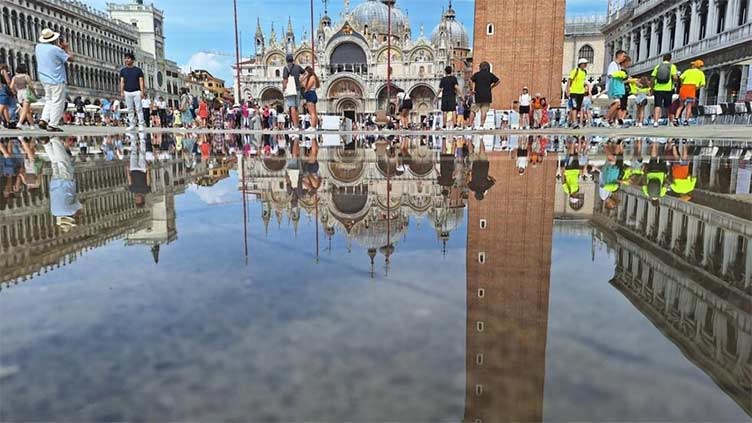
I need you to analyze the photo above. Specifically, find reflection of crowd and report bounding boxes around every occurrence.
[557,137,717,213]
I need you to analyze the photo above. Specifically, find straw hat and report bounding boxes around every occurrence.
[39,28,60,43]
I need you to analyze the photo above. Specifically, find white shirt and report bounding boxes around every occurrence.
[519,94,531,106]
[606,60,620,92]
[141,98,151,108]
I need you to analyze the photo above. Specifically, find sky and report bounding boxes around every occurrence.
[86,0,608,84]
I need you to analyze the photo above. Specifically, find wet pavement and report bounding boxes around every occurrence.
[0,132,750,421]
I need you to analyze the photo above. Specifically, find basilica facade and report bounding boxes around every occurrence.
[233,0,471,121]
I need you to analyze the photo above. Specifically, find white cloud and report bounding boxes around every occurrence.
[180,52,234,84]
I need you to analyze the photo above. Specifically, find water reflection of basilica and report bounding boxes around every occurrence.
[0,148,199,289]
[239,145,467,272]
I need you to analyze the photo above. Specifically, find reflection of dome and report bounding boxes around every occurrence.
[430,206,464,235]
[431,4,470,50]
[350,0,410,36]
[350,214,408,250]
[332,190,369,215]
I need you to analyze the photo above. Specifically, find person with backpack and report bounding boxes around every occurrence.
[282,54,304,130]
[651,53,679,127]
[565,58,589,129]
[605,50,627,127]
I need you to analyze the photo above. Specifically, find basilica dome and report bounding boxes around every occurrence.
[350,0,410,36]
[431,4,470,50]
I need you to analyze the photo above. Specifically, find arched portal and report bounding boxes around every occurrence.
[260,87,284,107]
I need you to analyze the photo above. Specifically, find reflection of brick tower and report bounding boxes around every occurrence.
[465,155,556,422]
[473,0,565,108]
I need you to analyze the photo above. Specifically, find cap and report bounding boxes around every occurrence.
[523,86,529,91]
[691,59,704,67]
[578,58,589,65]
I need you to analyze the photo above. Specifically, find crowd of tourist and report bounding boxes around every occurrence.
[0,25,727,133]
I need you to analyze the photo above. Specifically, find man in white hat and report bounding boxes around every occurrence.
[565,58,589,129]
[35,28,74,132]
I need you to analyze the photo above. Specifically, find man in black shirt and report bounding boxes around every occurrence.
[437,66,459,129]
[469,61,500,129]
[119,52,146,131]
[467,139,496,200]
[127,132,150,208]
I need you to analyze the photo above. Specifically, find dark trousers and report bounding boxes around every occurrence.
[143,109,150,127]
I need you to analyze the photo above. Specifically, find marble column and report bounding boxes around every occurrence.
[685,216,699,258]
[661,15,672,54]
[647,202,658,237]
[649,20,659,58]
[671,212,684,250]
[689,0,701,42]
[718,68,728,103]
[708,0,719,37]
[658,207,670,241]
[676,8,686,47]
[701,224,717,266]
[726,0,738,29]
[721,231,739,275]
[636,197,647,231]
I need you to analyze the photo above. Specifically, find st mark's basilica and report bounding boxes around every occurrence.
[233,0,471,121]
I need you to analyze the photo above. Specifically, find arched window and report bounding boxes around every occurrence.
[578,45,595,65]
[275,69,280,77]
[486,23,494,35]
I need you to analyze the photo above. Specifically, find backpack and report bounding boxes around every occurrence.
[655,62,672,84]
[191,95,199,110]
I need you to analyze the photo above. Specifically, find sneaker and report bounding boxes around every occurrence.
[653,122,659,128]
[47,126,63,132]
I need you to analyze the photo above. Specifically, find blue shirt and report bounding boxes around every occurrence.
[35,43,69,84]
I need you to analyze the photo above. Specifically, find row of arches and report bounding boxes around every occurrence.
[1,6,135,64]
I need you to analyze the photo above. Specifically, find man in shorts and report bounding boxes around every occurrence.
[642,140,669,204]
[667,139,697,200]
[598,140,624,208]
[566,58,589,129]
[438,66,459,129]
[676,59,706,125]
[467,139,496,200]
[283,54,304,130]
[468,61,500,130]
[559,138,584,210]
[651,54,679,127]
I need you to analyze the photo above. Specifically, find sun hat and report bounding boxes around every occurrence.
[39,28,60,43]
[578,58,589,65]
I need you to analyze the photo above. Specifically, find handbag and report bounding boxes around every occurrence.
[283,65,299,97]
[24,76,37,103]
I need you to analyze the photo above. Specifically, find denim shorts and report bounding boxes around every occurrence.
[303,91,318,104]
[0,86,10,106]
[286,94,301,109]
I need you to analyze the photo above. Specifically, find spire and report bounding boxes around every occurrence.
[286,16,294,35]
[150,245,160,264]
[255,17,263,36]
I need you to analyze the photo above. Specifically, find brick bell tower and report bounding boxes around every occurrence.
[464,154,557,422]
[473,0,566,109]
